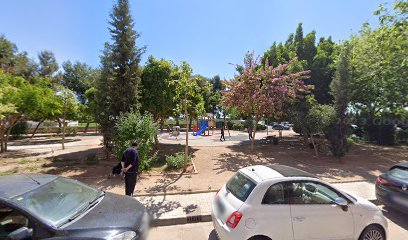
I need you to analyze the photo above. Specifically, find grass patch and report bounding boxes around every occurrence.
[27,165,39,172]
[18,159,29,165]
[0,167,18,176]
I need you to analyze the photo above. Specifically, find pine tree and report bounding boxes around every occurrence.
[96,0,144,145]
[327,43,352,161]
[294,23,304,60]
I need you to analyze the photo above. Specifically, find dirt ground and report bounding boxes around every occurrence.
[1,130,407,195]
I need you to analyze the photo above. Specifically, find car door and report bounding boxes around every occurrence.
[249,182,294,240]
[0,202,33,240]
[289,181,354,240]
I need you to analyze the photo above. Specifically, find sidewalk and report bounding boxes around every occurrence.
[137,181,375,226]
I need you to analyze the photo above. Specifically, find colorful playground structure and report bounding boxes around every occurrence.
[193,113,215,136]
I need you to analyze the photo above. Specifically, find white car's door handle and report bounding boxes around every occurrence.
[293,216,306,222]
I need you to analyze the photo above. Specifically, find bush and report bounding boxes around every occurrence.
[232,122,245,131]
[397,128,408,143]
[11,121,28,136]
[114,112,158,171]
[165,152,189,169]
[256,124,266,130]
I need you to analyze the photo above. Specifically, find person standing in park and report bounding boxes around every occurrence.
[248,126,253,140]
[220,124,225,141]
[121,141,139,196]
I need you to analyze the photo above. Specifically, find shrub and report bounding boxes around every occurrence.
[256,124,266,130]
[85,153,99,165]
[114,112,158,171]
[397,128,408,143]
[165,152,188,169]
[11,121,28,136]
[232,122,245,131]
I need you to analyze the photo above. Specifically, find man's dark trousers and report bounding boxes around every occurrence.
[125,172,137,196]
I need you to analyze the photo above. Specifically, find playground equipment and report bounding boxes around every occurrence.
[192,113,215,136]
[193,121,208,136]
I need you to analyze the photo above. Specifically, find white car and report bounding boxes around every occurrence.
[212,165,388,240]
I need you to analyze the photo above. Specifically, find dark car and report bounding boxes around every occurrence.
[0,174,149,240]
[375,161,408,213]
[272,124,290,130]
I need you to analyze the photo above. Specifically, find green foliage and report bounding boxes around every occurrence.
[232,122,245,131]
[10,121,28,136]
[350,1,408,117]
[397,128,408,143]
[114,111,158,171]
[327,43,352,158]
[257,124,267,130]
[141,56,176,121]
[165,152,188,169]
[62,61,97,103]
[38,50,59,78]
[96,0,144,145]
[305,104,336,135]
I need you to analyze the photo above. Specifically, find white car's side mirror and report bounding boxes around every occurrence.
[334,197,348,207]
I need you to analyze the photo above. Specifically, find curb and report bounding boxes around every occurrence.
[151,214,212,227]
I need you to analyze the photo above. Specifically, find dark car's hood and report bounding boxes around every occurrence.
[63,192,145,238]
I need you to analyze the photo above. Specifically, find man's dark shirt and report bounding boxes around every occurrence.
[121,147,139,173]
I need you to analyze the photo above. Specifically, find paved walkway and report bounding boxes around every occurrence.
[137,181,375,226]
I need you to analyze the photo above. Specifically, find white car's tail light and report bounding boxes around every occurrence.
[226,211,242,229]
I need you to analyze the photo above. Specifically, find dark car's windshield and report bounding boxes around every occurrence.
[226,172,256,202]
[389,167,408,180]
[11,177,101,227]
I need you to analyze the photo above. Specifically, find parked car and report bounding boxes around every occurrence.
[212,165,388,240]
[272,124,290,130]
[0,174,149,240]
[376,161,408,213]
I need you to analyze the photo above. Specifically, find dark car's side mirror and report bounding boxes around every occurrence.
[7,227,33,240]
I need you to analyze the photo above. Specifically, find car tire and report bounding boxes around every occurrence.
[359,225,385,240]
[248,236,271,240]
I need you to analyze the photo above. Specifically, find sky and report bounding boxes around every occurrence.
[0,0,384,79]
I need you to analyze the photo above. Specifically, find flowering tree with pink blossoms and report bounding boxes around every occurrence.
[222,53,311,149]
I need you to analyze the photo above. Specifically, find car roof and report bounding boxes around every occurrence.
[240,165,316,182]
[0,174,58,200]
[394,161,408,168]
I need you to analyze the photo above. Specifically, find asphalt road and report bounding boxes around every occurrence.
[149,206,407,240]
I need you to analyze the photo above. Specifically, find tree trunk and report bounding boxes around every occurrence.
[4,116,20,152]
[223,115,230,137]
[61,115,66,150]
[251,116,258,150]
[0,130,4,153]
[279,129,283,138]
[159,119,164,132]
[266,118,269,135]
[30,119,44,140]
[310,135,319,157]
[184,103,189,173]
[83,122,90,133]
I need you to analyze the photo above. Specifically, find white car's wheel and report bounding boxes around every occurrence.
[359,225,385,240]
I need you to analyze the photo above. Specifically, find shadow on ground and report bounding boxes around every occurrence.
[382,207,408,231]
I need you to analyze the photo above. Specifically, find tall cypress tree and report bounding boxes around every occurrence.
[294,23,304,60]
[96,0,144,145]
[327,43,352,161]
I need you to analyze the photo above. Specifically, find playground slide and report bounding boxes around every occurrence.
[193,122,208,136]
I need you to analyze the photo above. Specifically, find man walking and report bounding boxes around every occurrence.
[121,141,139,196]
[220,124,225,141]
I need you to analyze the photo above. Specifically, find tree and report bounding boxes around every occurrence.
[294,23,304,60]
[96,0,144,146]
[38,50,59,78]
[350,1,408,118]
[55,87,78,150]
[311,37,336,104]
[13,52,38,81]
[0,35,17,71]
[222,53,310,150]
[328,43,352,161]
[303,31,317,68]
[62,61,97,103]
[141,56,175,123]
[171,62,205,172]
[304,104,336,157]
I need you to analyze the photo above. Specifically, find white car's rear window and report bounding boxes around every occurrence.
[226,172,256,202]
